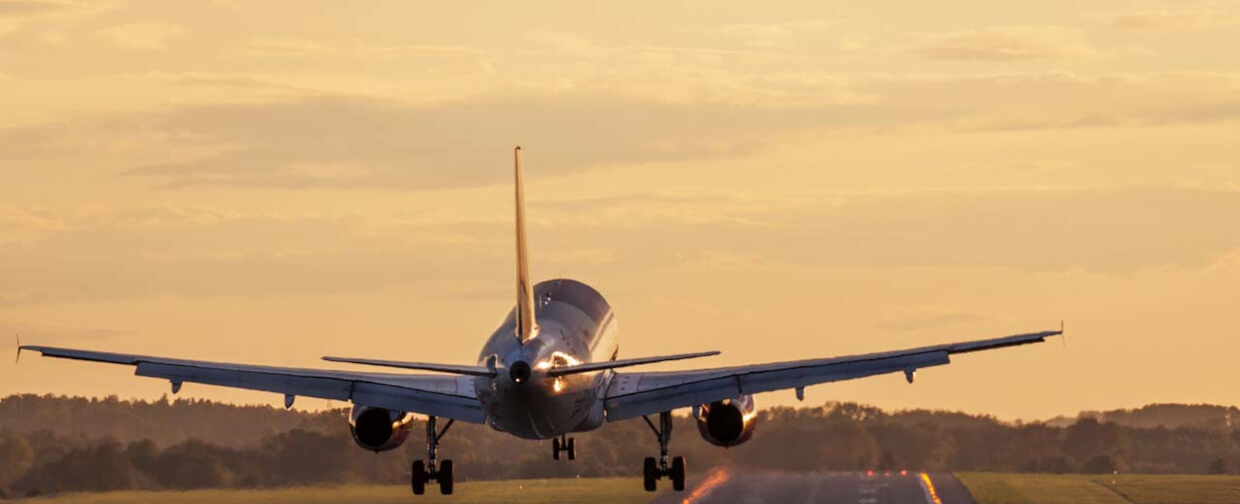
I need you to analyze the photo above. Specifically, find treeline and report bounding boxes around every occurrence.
[0,394,341,447]
[1049,403,1239,430]
[0,395,1236,498]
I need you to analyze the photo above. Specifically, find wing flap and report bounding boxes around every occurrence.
[604,329,1059,421]
[605,351,950,420]
[352,382,483,421]
[546,350,720,376]
[321,356,494,376]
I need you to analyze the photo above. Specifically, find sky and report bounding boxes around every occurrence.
[1,0,1238,421]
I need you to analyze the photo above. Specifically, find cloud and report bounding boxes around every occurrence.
[2,185,1237,306]
[1,322,124,345]
[0,0,112,37]
[243,36,481,59]
[955,114,1122,133]
[1148,102,1240,125]
[97,22,186,50]
[1111,10,1240,31]
[141,71,319,96]
[553,185,1240,274]
[1,70,1236,192]
[0,0,100,16]
[877,309,983,331]
[116,93,851,190]
[244,37,326,57]
[0,205,508,305]
[913,25,1100,62]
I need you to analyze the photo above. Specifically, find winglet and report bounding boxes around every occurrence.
[1060,320,1066,349]
[513,146,539,344]
[14,334,20,364]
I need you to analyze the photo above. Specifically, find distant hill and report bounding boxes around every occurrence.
[1044,403,1239,430]
[1,394,1236,498]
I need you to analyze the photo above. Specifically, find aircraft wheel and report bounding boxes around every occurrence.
[438,460,454,495]
[671,456,687,491]
[567,437,576,460]
[642,457,658,492]
[552,437,561,460]
[411,460,427,495]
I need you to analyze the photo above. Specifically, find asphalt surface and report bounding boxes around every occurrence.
[650,469,976,504]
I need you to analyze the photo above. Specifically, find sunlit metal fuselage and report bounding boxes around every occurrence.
[474,279,618,439]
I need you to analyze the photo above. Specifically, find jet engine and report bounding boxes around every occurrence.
[349,405,415,453]
[695,394,756,447]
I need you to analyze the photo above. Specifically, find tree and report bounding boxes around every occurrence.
[878,451,897,471]
[0,430,34,491]
[1208,458,1227,475]
[150,440,234,489]
[1064,418,1130,470]
[24,439,133,493]
[1081,454,1117,474]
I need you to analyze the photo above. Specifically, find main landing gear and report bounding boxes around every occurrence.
[552,434,576,460]
[641,411,686,492]
[411,415,455,495]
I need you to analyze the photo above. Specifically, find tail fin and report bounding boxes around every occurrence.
[514,146,539,343]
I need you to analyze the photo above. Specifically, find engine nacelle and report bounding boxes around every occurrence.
[695,394,757,447]
[349,405,415,453]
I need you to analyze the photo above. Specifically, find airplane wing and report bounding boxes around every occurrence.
[603,329,1061,421]
[18,345,486,423]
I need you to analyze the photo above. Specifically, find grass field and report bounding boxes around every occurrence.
[1093,474,1240,504]
[959,473,1240,504]
[17,473,1240,503]
[17,478,663,504]
[959,473,1129,504]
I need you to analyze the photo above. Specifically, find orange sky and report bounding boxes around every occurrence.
[2,0,1238,421]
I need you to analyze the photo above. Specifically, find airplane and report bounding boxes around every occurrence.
[18,146,1062,495]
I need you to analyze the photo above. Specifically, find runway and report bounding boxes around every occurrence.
[651,468,976,504]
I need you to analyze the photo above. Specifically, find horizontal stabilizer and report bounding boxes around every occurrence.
[322,356,495,376]
[547,351,720,377]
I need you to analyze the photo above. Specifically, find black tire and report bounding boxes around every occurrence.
[411,460,426,495]
[439,460,454,495]
[567,438,576,460]
[643,457,658,492]
[671,456,686,491]
[552,437,561,460]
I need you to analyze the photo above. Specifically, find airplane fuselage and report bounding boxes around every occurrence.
[474,278,618,439]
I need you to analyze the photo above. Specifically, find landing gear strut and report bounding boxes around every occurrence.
[411,415,455,495]
[641,411,686,492]
[552,434,576,460]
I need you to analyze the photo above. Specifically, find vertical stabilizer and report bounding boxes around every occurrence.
[514,146,539,343]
